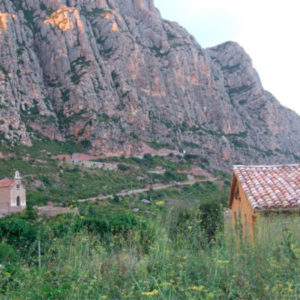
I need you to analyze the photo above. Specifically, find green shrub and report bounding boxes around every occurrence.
[109,213,138,235]
[0,218,36,250]
[164,170,186,182]
[113,195,120,203]
[0,243,18,264]
[73,211,140,236]
[73,217,110,235]
[199,201,223,241]
[27,191,55,206]
[11,206,39,222]
[184,153,199,161]
[118,164,130,171]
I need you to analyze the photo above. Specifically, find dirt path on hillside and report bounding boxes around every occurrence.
[31,178,218,218]
[78,178,218,203]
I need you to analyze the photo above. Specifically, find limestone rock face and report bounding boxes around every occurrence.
[0,0,299,169]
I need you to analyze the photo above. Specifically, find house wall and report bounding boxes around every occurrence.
[0,187,11,213]
[231,179,258,241]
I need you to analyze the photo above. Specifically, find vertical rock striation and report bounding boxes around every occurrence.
[0,0,299,169]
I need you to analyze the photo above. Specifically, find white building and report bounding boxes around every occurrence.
[0,171,26,214]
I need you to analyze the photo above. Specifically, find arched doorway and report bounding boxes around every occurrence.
[16,196,21,207]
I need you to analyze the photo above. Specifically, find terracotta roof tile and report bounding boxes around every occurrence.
[0,179,15,188]
[233,164,300,211]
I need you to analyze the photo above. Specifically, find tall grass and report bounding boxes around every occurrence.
[1,212,299,299]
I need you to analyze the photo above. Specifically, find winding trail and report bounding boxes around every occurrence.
[78,178,218,203]
[30,177,221,218]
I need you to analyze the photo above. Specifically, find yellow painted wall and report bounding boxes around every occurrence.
[231,178,258,241]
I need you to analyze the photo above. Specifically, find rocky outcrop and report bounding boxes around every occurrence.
[0,0,299,170]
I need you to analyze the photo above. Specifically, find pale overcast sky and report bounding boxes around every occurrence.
[154,0,300,115]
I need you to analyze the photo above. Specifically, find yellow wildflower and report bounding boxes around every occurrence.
[189,285,205,291]
[206,292,215,298]
[141,289,159,296]
[155,201,164,206]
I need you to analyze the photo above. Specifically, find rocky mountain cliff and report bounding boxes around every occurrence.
[0,0,299,170]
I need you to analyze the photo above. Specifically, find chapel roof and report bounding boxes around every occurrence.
[0,179,16,188]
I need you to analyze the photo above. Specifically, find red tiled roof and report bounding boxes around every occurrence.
[0,179,15,188]
[232,164,300,210]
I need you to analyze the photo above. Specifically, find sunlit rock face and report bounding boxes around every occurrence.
[0,0,299,169]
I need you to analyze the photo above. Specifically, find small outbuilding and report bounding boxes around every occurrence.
[0,171,26,215]
[229,164,300,241]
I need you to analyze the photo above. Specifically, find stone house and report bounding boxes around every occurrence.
[229,164,300,241]
[0,171,26,214]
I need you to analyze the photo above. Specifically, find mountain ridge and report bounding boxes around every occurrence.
[0,0,299,170]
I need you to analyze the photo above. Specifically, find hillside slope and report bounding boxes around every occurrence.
[0,0,299,169]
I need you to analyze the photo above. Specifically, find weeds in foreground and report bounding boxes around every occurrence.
[0,208,299,299]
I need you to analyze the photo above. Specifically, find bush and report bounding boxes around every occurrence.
[110,213,138,234]
[118,164,130,171]
[0,218,36,250]
[163,170,186,182]
[12,206,39,222]
[112,195,120,203]
[199,201,223,241]
[0,243,18,264]
[27,191,55,206]
[73,217,110,235]
[184,153,199,161]
[42,214,77,240]
[73,212,140,236]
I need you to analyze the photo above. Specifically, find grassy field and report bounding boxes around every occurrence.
[0,193,299,299]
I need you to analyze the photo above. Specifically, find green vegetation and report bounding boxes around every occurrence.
[0,138,197,205]
[81,7,112,18]
[137,181,228,208]
[228,83,255,95]
[145,141,176,150]
[0,243,18,264]
[149,45,170,58]
[222,63,241,73]
[100,46,113,58]
[166,31,177,40]
[0,103,8,110]
[0,196,299,299]
[182,141,200,149]
[60,89,70,103]
[68,56,91,85]
[39,3,47,11]
[16,46,25,57]
[230,138,248,149]
[0,136,298,299]
[23,10,35,30]
[97,113,120,124]
[239,99,247,105]
[0,65,8,78]
[98,153,192,174]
